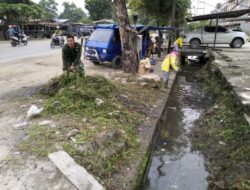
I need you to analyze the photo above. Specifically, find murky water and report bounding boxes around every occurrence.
[143,64,212,190]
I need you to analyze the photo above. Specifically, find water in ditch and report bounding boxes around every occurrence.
[143,64,212,190]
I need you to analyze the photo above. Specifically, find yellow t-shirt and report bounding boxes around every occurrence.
[161,53,178,72]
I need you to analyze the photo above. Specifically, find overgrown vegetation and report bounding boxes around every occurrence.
[192,64,250,189]
[19,73,159,188]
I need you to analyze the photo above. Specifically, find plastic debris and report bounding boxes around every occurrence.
[66,129,80,138]
[13,121,28,130]
[95,98,104,106]
[38,120,52,126]
[27,105,43,118]
[121,78,128,84]
[219,141,226,146]
[168,107,177,111]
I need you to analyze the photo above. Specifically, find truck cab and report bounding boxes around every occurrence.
[85,24,122,68]
[85,24,176,68]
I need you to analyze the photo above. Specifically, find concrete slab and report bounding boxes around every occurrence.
[48,151,104,190]
[211,42,250,114]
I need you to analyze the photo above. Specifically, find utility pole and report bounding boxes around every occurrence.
[167,0,176,54]
[171,0,176,26]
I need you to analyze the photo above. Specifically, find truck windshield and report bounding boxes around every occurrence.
[88,29,113,43]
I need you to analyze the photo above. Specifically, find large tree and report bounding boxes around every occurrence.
[112,0,138,73]
[85,0,113,21]
[60,2,86,22]
[39,0,58,19]
[129,0,191,26]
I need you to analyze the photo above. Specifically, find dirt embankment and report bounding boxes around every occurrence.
[5,72,163,190]
[191,63,250,190]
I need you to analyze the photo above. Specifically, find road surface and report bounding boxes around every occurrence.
[0,39,117,99]
[0,40,63,98]
[0,39,61,63]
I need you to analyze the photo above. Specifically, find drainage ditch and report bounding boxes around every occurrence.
[143,62,213,190]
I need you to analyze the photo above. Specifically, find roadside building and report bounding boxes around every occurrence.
[215,0,250,34]
[23,19,70,38]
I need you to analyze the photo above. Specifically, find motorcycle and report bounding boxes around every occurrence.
[50,35,64,48]
[10,32,28,47]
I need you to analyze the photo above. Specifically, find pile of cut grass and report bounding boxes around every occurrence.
[44,73,117,115]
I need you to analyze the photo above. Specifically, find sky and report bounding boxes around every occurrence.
[191,0,225,15]
[32,0,226,15]
[32,0,86,13]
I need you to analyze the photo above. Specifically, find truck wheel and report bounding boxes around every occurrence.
[190,38,201,49]
[231,38,243,48]
[92,61,100,65]
[112,55,123,69]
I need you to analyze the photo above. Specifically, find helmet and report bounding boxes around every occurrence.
[56,26,60,29]
[8,25,13,28]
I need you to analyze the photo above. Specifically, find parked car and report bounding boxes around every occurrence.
[61,26,91,37]
[183,25,249,48]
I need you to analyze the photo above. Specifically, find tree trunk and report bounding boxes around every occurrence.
[112,0,138,73]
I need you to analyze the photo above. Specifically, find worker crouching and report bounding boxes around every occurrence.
[62,35,84,75]
[161,47,180,91]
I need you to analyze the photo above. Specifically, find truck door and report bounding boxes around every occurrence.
[216,26,231,44]
[108,29,122,61]
[203,26,215,44]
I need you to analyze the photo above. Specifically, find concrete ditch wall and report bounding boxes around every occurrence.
[207,49,250,124]
[131,60,178,190]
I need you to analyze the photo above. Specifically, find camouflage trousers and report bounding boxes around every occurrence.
[63,60,84,75]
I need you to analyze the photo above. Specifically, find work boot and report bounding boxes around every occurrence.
[160,81,168,92]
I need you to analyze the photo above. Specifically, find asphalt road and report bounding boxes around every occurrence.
[0,39,61,63]
[0,39,115,99]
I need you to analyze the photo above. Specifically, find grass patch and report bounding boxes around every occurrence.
[19,73,159,189]
[20,125,59,157]
[192,64,250,189]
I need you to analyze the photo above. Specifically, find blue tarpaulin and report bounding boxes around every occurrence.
[94,24,177,31]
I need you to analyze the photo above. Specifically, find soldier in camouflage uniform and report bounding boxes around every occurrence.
[62,35,84,74]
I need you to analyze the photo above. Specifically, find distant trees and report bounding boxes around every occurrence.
[216,3,223,10]
[0,0,32,3]
[60,2,86,23]
[0,0,43,26]
[85,0,113,21]
[39,0,58,19]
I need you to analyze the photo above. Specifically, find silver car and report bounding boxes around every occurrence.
[183,26,249,48]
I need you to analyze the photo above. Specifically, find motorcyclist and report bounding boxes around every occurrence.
[7,25,18,40]
[53,26,63,44]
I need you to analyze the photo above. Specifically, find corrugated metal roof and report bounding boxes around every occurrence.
[186,8,250,22]
[51,19,70,23]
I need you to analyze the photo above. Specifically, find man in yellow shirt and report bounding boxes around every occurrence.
[161,48,180,91]
[174,37,183,49]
